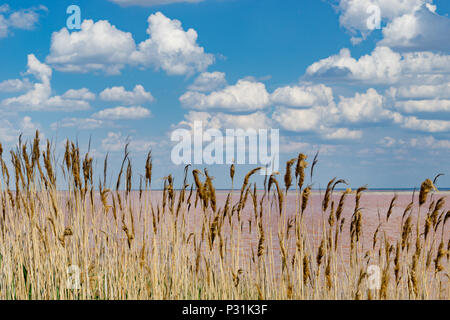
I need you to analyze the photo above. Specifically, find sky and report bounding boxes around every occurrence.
[0,0,449,190]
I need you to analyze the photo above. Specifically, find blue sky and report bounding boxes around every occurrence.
[0,0,449,190]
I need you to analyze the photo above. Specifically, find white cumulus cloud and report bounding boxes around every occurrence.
[399,116,450,132]
[271,83,334,108]
[391,83,450,99]
[100,85,154,105]
[180,79,270,112]
[101,132,157,152]
[0,116,41,143]
[306,46,450,85]
[93,106,151,120]
[188,71,227,92]
[0,5,47,38]
[180,110,272,131]
[46,12,214,76]
[272,106,324,132]
[62,88,96,100]
[46,19,136,75]
[395,99,450,113]
[379,5,450,52]
[0,78,32,92]
[335,0,450,52]
[129,12,214,75]
[1,54,92,112]
[51,118,106,130]
[322,128,363,140]
[337,88,391,122]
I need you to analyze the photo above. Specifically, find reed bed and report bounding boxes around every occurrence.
[0,131,448,300]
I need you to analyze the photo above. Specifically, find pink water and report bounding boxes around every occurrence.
[135,190,450,269]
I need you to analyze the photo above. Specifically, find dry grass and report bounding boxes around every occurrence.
[0,131,448,300]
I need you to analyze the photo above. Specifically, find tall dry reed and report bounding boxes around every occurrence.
[0,132,448,299]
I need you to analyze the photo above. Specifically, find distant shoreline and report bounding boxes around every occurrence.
[214,189,450,194]
[144,189,450,194]
[44,188,450,193]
